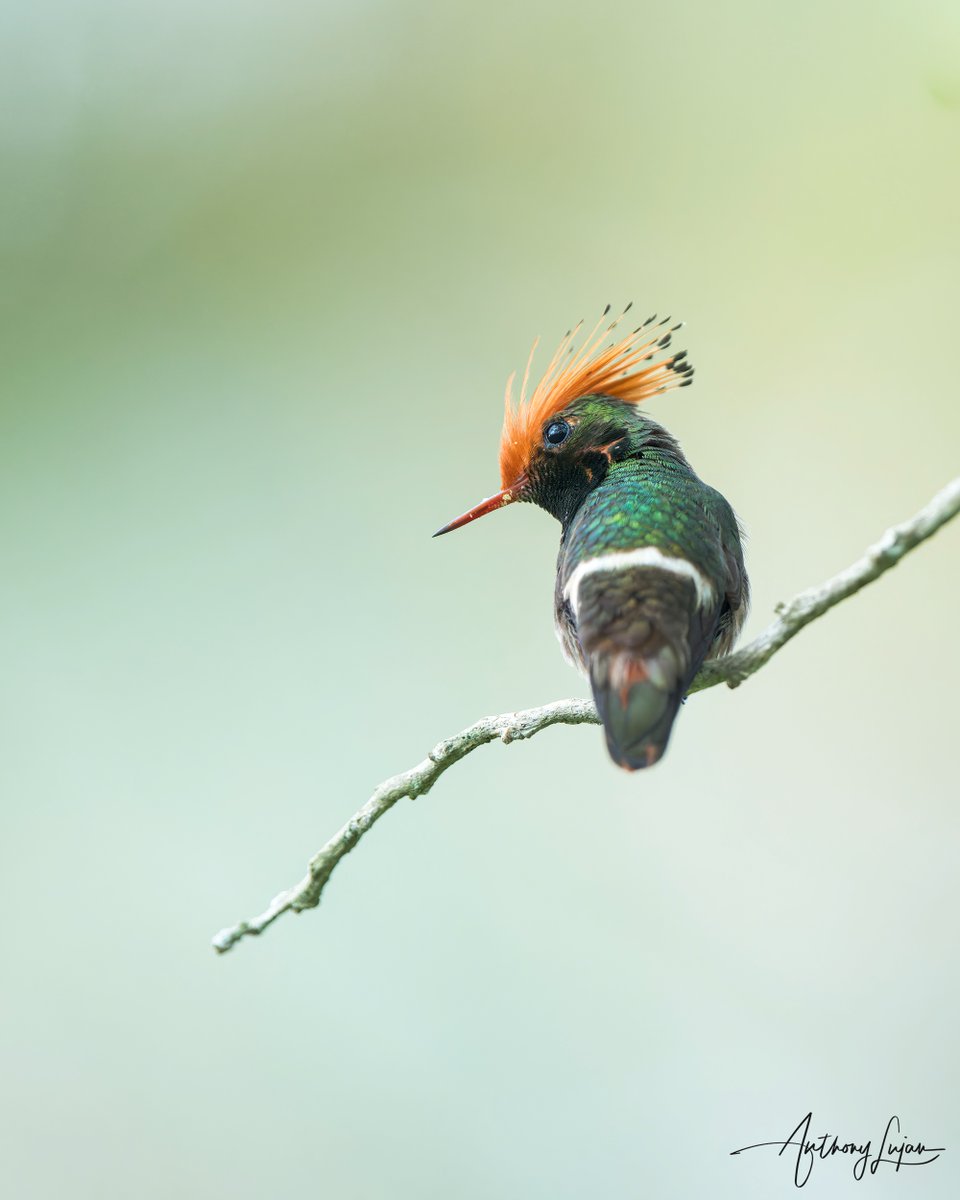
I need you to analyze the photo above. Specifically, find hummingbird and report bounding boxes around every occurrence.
[434,305,749,770]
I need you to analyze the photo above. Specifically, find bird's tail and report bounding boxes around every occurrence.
[588,641,685,771]
[576,566,722,771]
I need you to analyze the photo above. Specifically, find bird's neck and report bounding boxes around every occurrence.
[537,421,693,533]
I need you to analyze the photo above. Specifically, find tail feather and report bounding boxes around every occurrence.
[575,567,720,770]
[589,645,683,770]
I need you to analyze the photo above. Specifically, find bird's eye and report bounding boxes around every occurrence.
[544,419,570,446]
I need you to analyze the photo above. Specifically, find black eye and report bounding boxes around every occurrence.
[544,419,570,446]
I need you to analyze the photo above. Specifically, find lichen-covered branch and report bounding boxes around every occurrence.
[213,476,960,955]
[212,698,599,954]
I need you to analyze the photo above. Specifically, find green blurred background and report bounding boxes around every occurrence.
[2,1,959,1196]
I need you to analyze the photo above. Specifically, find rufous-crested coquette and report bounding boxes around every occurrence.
[435,305,749,771]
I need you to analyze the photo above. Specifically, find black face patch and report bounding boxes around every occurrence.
[580,451,611,488]
[603,437,631,463]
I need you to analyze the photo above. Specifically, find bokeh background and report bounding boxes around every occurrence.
[3,1,959,1196]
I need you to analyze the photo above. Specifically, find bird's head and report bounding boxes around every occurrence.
[434,305,694,536]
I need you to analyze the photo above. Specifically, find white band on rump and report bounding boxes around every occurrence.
[563,547,716,618]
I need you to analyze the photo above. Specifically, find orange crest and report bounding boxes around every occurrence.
[498,305,694,487]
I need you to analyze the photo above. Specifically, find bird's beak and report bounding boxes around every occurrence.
[432,485,520,537]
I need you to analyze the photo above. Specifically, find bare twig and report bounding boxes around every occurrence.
[213,476,960,954]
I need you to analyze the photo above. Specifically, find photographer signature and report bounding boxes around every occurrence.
[731,1112,944,1187]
